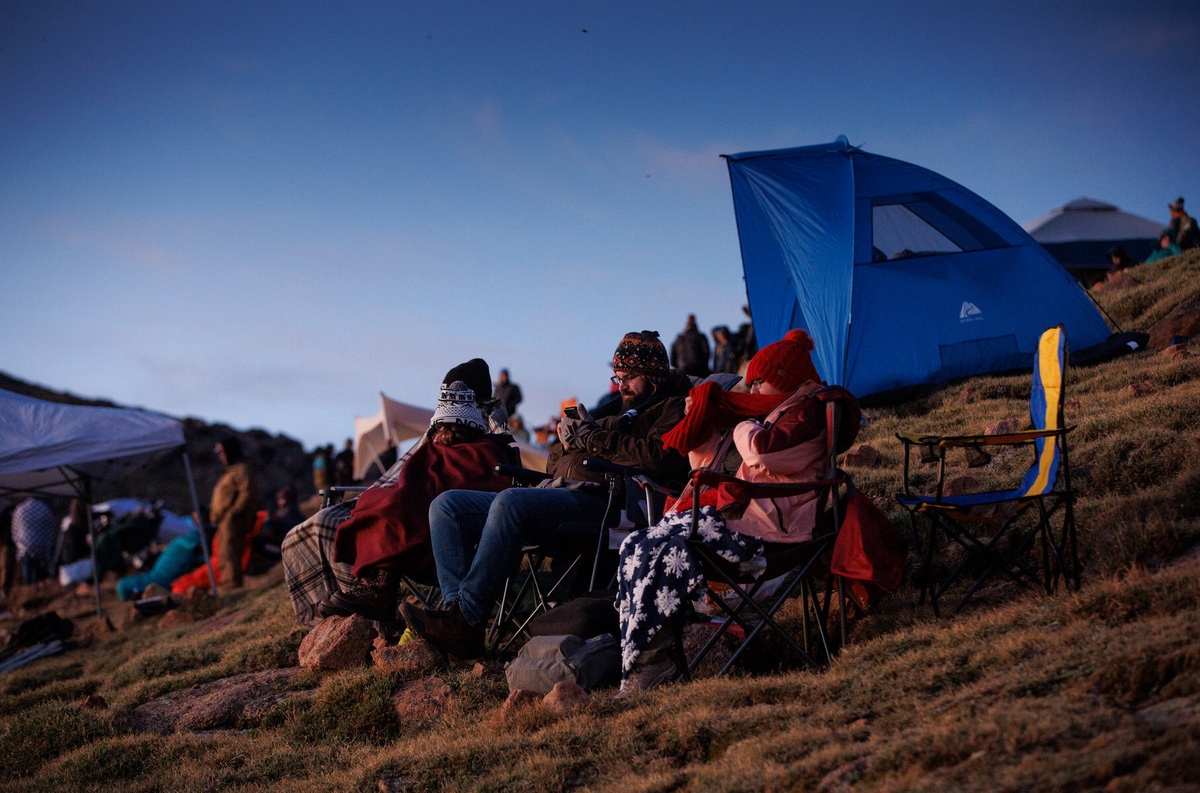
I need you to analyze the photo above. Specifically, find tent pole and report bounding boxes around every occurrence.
[182,452,219,596]
[83,475,104,623]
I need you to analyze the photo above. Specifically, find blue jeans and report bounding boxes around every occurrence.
[429,487,608,627]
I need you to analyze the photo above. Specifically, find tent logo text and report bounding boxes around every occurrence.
[960,301,983,322]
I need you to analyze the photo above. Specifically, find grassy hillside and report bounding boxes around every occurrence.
[2,250,1198,793]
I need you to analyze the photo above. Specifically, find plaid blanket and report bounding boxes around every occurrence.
[282,442,417,625]
[283,405,510,625]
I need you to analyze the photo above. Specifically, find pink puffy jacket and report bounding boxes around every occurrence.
[725,381,830,544]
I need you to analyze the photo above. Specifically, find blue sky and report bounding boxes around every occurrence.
[3,1,1197,449]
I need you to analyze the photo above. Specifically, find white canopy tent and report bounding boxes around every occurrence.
[0,389,216,618]
[353,391,547,481]
[353,393,436,481]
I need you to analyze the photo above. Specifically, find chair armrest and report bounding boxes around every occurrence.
[581,457,641,477]
[319,486,369,507]
[494,464,551,485]
[897,427,1071,447]
[631,474,682,498]
[690,468,842,498]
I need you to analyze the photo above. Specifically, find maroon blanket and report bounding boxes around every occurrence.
[334,436,514,578]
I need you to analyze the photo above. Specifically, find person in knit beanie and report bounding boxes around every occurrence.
[743,329,821,395]
[615,327,859,696]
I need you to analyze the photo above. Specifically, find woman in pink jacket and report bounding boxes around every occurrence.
[615,329,859,694]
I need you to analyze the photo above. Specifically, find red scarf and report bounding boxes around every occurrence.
[661,381,787,455]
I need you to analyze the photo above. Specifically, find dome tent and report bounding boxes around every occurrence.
[1022,197,1164,268]
[724,137,1112,397]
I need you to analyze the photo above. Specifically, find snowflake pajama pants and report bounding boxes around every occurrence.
[615,506,764,678]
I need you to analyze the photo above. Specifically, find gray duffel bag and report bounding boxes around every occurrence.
[504,634,621,694]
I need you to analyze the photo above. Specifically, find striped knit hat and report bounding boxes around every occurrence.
[611,330,670,380]
[431,381,487,432]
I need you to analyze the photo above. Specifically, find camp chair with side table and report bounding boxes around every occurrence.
[486,459,679,657]
[895,325,1080,616]
[676,385,860,679]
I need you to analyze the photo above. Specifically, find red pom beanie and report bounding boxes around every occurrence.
[744,329,820,394]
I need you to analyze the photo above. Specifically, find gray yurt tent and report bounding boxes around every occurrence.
[1023,197,1164,275]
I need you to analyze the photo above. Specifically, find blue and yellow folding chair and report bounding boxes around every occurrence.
[896,325,1080,615]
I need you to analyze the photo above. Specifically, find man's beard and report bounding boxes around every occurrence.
[620,390,638,411]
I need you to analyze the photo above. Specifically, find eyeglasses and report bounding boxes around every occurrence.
[610,373,644,387]
[748,378,765,389]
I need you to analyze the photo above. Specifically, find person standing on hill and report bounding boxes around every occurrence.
[334,439,356,487]
[671,314,711,378]
[10,497,55,585]
[493,369,523,420]
[11,497,56,585]
[1169,197,1199,251]
[210,436,259,590]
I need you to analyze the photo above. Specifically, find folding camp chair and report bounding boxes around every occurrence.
[896,325,1080,616]
[679,387,857,679]
[486,459,675,656]
[319,486,442,612]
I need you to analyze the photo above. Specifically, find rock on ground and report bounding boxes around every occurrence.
[500,688,542,717]
[124,667,307,735]
[391,677,452,723]
[372,638,446,674]
[542,680,592,715]
[158,610,196,630]
[298,614,376,671]
[1149,297,1200,349]
[843,444,880,468]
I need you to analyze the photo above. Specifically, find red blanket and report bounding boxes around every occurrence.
[334,436,514,578]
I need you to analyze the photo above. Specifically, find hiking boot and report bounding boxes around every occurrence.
[400,601,485,659]
[319,568,400,622]
[616,654,677,699]
[615,624,681,699]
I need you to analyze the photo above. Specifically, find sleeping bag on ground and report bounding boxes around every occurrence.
[117,531,205,600]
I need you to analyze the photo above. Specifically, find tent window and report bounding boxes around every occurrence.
[871,203,963,261]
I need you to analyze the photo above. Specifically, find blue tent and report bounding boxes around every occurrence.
[725,137,1112,396]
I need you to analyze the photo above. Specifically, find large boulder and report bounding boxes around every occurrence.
[1149,296,1200,349]
[298,614,376,671]
[124,667,308,734]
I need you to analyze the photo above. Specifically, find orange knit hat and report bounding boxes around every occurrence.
[744,329,820,394]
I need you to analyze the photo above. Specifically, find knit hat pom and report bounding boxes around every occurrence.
[781,329,815,352]
[745,328,821,394]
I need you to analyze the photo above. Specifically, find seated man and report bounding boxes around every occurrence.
[402,330,693,658]
[281,359,506,626]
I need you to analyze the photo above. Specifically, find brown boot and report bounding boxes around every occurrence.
[400,601,485,659]
[320,568,400,622]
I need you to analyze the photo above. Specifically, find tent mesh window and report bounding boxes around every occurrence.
[870,191,1010,261]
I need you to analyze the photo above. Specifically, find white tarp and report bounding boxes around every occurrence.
[1023,197,1164,244]
[353,391,548,479]
[0,389,185,497]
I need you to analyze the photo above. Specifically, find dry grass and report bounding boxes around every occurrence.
[3,251,1200,792]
